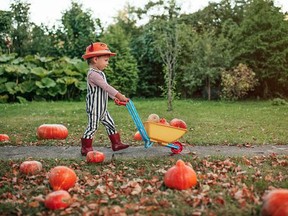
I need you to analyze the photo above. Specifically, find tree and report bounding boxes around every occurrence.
[0,10,13,54]
[178,29,232,100]
[60,1,100,58]
[138,0,181,111]
[101,24,139,96]
[9,0,31,56]
[154,17,180,111]
[232,0,288,98]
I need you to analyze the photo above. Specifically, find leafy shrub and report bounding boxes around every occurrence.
[271,98,287,106]
[220,63,258,101]
[0,54,87,102]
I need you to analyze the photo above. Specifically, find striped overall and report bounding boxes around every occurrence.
[82,68,117,139]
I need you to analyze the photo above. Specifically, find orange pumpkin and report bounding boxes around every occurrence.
[45,190,72,210]
[20,160,42,175]
[0,134,9,142]
[37,124,68,140]
[261,189,288,216]
[164,159,197,190]
[86,151,105,163]
[134,131,142,141]
[48,166,77,191]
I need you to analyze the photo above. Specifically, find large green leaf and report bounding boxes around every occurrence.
[52,69,65,76]
[5,65,29,74]
[47,83,67,96]
[18,80,36,93]
[58,83,67,95]
[0,84,6,93]
[0,53,17,63]
[61,77,78,85]
[31,67,50,78]
[16,96,28,104]
[35,77,56,88]
[64,69,83,77]
[47,87,59,96]
[11,57,24,65]
[0,66,5,76]
[5,82,18,94]
[74,61,88,74]
[24,55,37,63]
[75,81,87,91]
[35,55,54,63]
[0,77,8,84]
[63,57,82,65]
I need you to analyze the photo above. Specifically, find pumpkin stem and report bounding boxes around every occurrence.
[176,159,185,167]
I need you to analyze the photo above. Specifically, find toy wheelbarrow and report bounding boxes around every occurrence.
[115,99,187,154]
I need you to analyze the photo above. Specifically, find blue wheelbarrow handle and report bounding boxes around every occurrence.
[115,99,153,148]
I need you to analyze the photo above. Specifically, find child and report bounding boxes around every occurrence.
[81,42,129,156]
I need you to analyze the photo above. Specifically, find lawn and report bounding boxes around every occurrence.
[0,98,287,146]
[0,99,287,215]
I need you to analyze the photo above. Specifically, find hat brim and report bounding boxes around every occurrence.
[82,51,116,60]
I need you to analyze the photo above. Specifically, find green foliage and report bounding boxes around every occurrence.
[9,0,31,56]
[0,10,12,53]
[221,63,258,100]
[101,24,139,96]
[271,98,287,106]
[0,53,88,102]
[178,29,232,100]
[1,0,288,101]
[130,23,164,98]
[231,0,288,98]
[60,2,99,58]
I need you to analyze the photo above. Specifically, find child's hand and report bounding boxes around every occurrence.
[116,93,129,102]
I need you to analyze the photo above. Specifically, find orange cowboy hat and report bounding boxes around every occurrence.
[82,42,116,60]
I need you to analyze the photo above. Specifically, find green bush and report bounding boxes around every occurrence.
[271,98,287,106]
[0,54,88,102]
[220,63,258,101]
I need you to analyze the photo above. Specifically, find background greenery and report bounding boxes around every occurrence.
[1,0,288,103]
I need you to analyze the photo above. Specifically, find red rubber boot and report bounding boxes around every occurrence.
[109,133,129,151]
[81,138,93,156]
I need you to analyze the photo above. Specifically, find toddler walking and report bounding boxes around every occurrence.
[81,42,129,156]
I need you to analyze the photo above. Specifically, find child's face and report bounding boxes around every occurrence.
[93,55,110,71]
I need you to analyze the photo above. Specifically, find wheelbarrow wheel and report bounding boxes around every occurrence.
[171,141,183,154]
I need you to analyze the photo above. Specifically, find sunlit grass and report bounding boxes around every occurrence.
[0,99,287,146]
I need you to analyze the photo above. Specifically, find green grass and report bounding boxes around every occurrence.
[0,99,287,146]
[0,155,287,215]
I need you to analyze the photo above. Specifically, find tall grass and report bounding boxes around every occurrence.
[0,99,287,146]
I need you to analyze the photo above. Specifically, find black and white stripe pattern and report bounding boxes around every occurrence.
[83,68,116,139]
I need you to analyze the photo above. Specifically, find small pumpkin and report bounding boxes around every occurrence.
[20,160,42,175]
[37,124,68,140]
[261,189,288,216]
[45,190,72,210]
[48,166,77,191]
[164,159,197,190]
[133,131,142,141]
[0,134,9,142]
[86,151,105,163]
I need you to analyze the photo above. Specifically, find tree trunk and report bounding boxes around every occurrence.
[263,80,269,99]
[207,77,211,101]
[167,66,173,111]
